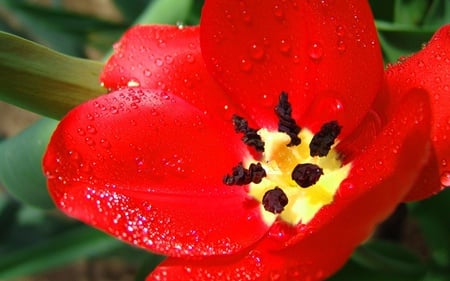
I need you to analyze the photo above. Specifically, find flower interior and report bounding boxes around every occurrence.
[224,92,351,226]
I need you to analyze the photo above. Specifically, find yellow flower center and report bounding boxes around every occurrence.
[223,92,351,227]
[246,128,351,226]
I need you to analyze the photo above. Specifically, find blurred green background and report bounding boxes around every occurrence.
[0,0,449,280]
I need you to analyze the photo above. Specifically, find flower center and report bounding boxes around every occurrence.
[224,92,351,226]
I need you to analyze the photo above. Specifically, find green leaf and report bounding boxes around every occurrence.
[352,240,427,276]
[113,0,153,23]
[329,259,424,281]
[410,189,450,267]
[0,118,57,209]
[0,31,106,119]
[394,0,430,25]
[1,0,127,56]
[136,0,193,25]
[331,240,427,281]
[0,224,122,279]
[376,21,435,62]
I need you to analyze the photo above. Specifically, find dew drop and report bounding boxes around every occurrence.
[186,54,195,63]
[155,58,164,67]
[176,21,184,29]
[110,106,118,114]
[249,43,265,60]
[261,93,275,108]
[336,25,345,36]
[337,39,346,53]
[87,125,97,134]
[440,171,450,187]
[417,60,425,68]
[279,39,291,54]
[143,69,152,77]
[165,55,174,64]
[273,4,284,19]
[85,137,95,146]
[157,39,166,48]
[309,42,324,61]
[127,79,140,87]
[77,128,86,136]
[86,113,94,121]
[100,139,111,149]
[241,9,252,23]
[240,58,253,72]
[68,150,81,161]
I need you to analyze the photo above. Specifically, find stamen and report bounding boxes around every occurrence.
[262,187,289,214]
[275,92,301,146]
[223,162,267,186]
[291,163,323,188]
[232,115,265,152]
[309,121,342,157]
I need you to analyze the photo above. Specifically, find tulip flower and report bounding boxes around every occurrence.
[43,1,450,280]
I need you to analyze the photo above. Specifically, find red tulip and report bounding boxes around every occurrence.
[43,1,450,280]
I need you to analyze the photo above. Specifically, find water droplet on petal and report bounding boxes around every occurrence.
[127,79,140,87]
[155,58,163,67]
[176,21,184,29]
[241,9,252,23]
[85,137,95,146]
[186,54,195,63]
[165,55,173,64]
[337,39,346,53]
[143,69,152,77]
[309,42,324,61]
[77,128,86,136]
[240,58,253,72]
[249,43,265,60]
[279,39,291,54]
[87,125,97,134]
[273,4,284,19]
[261,93,275,108]
[440,171,450,187]
[110,106,118,114]
[68,150,81,161]
[100,139,111,149]
[336,25,345,36]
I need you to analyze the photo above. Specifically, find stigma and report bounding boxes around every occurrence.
[224,92,351,226]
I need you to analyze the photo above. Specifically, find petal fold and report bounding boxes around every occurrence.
[200,0,383,135]
[43,87,269,257]
[384,25,450,200]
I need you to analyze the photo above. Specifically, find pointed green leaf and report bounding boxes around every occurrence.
[0,31,106,119]
[0,118,58,209]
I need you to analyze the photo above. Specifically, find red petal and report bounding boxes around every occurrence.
[101,25,235,116]
[43,88,269,257]
[200,0,383,135]
[146,89,431,281]
[384,25,450,200]
[147,233,353,281]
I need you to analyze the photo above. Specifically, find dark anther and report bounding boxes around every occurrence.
[291,163,323,188]
[262,187,289,214]
[275,92,301,146]
[232,115,265,152]
[309,121,342,157]
[223,162,267,186]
